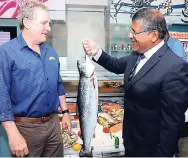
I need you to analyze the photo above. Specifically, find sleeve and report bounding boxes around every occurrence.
[0,48,14,122]
[57,61,66,96]
[93,50,129,74]
[170,40,187,61]
[154,62,188,156]
[93,48,102,61]
[177,42,187,61]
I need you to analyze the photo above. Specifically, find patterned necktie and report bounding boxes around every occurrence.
[128,54,145,83]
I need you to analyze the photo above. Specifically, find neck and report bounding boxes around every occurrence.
[22,30,41,54]
[141,39,163,53]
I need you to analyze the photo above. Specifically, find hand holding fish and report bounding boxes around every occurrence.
[82,39,100,56]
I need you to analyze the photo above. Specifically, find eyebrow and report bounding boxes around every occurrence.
[40,20,50,23]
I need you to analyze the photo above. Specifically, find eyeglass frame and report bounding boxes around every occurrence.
[129,29,157,36]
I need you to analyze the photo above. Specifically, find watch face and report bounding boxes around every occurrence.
[62,109,69,114]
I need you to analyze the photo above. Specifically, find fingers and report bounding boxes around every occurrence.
[12,150,16,156]
[67,122,72,132]
[82,40,92,55]
[9,133,29,157]
[61,121,66,130]
[82,39,90,45]
[82,39,94,55]
[12,146,29,157]
[62,121,72,132]
[23,146,29,156]
[19,150,25,157]
[82,39,98,55]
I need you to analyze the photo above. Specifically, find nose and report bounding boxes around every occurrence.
[128,32,133,38]
[46,24,51,32]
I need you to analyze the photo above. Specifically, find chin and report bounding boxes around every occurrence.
[40,38,47,43]
[132,47,137,52]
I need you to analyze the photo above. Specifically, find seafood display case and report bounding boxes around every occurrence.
[59,70,125,157]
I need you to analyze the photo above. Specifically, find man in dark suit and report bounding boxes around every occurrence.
[82,8,188,157]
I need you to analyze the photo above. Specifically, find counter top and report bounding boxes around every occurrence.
[63,113,125,157]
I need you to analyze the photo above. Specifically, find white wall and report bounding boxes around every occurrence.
[48,0,66,20]
[66,0,108,7]
[66,7,106,70]
[47,0,109,70]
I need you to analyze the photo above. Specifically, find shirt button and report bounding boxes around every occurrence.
[47,78,48,80]
[48,91,50,93]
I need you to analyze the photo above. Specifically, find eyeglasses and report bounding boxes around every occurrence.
[129,29,157,36]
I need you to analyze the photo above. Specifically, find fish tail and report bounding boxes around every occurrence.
[79,147,93,157]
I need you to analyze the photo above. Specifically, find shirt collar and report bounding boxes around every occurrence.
[18,33,28,50]
[144,40,165,60]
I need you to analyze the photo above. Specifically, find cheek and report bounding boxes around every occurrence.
[132,43,139,51]
[132,40,141,51]
[31,25,43,34]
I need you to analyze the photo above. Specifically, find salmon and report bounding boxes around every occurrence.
[77,55,98,157]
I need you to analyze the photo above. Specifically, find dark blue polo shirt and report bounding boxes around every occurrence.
[0,34,65,121]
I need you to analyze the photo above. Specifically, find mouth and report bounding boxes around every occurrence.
[42,33,48,37]
[131,39,136,43]
[131,40,135,46]
[130,40,137,50]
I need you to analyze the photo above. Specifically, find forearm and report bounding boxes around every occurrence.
[2,121,20,138]
[59,95,68,111]
[94,50,128,74]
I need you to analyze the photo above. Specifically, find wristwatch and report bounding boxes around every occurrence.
[62,109,70,114]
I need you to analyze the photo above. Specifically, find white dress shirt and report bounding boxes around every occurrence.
[134,40,165,75]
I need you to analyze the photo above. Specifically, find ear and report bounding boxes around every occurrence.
[23,18,29,29]
[151,31,159,43]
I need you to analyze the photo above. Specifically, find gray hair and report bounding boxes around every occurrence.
[17,0,49,30]
[132,8,168,39]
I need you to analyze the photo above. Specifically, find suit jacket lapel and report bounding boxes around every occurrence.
[130,44,168,86]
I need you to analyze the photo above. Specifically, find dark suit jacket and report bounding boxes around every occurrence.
[94,44,188,157]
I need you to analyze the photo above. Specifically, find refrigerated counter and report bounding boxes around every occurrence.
[60,70,125,156]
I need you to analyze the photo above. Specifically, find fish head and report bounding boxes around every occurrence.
[77,55,95,78]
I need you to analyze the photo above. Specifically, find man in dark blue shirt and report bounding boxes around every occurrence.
[0,1,71,157]
[165,31,188,157]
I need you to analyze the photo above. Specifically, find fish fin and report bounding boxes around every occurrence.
[79,148,93,157]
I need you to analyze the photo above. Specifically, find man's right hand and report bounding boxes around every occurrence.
[8,132,29,157]
[2,121,29,157]
[82,39,100,56]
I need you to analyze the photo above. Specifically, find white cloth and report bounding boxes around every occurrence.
[93,48,102,61]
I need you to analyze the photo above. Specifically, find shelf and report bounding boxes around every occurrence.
[179,39,188,42]
[111,50,132,53]
[111,37,130,40]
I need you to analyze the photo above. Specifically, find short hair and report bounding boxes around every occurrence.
[17,0,49,30]
[132,8,168,39]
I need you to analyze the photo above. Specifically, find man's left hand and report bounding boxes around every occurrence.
[61,113,72,132]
